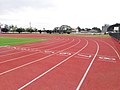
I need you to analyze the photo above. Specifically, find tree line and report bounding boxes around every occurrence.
[0,24,102,34]
[0,24,43,34]
[0,24,73,34]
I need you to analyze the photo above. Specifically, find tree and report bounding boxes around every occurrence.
[26,28,34,33]
[34,28,38,32]
[59,25,72,34]
[1,24,9,33]
[92,27,101,33]
[85,28,91,31]
[1,28,9,33]
[9,25,17,33]
[16,28,25,33]
[38,30,42,34]
[53,27,59,33]
[77,26,81,32]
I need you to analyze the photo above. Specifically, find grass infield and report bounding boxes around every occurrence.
[0,37,46,46]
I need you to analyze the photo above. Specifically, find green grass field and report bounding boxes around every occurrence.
[0,37,46,46]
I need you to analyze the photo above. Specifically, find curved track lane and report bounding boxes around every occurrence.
[0,34,120,90]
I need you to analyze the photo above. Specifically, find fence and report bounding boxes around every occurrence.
[109,32,120,43]
[109,32,120,56]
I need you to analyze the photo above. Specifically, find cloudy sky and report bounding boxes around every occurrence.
[0,0,120,29]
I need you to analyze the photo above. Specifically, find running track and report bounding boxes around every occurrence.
[0,34,120,90]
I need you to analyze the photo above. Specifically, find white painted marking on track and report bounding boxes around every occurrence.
[76,40,99,90]
[0,38,81,75]
[59,52,71,55]
[18,39,88,90]
[78,54,91,58]
[101,41,120,60]
[99,56,116,61]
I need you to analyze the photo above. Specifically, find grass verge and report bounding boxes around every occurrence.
[0,37,46,46]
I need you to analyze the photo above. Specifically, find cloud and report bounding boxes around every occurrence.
[0,0,120,29]
[0,0,54,14]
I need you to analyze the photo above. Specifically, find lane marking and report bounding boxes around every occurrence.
[47,39,74,50]
[99,56,116,61]
[0,38,80,75]
[98,56,116,63]
[18,39,88,90]
[76,40,99,90]
[0,49,15,54]
[0,37,68,55]
[0,51,25,57]
[101,41,120,60]
[77,54,91,58]
[59,52,71,55]
[0,38,74,62]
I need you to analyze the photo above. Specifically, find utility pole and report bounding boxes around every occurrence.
[29,22,32,28]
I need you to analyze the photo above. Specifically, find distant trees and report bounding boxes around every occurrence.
[26,28,34,33]
[53,27,59,33]
[16,28,25,33]
[1,24,9,33]
[85,28,91,31]
[0,23,103,34]
[1,28,9,33]
[9,25,17,33]
[77,26,81,32]
[38,30,42,34]
[52,25,72,34]
[58,25,72,34]
[92,27,101,33]
[26,28,38,33]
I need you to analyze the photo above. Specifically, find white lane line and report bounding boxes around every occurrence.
[21,38,68,49]
[76,40,99,90]
[0,49,15,54]
[47,39,74,50]
[0,37,66,55]
[0,38,74,64]
[0,51,41,64]
[99,56,116,61]
[77,54,92,58]
[101,41,120,60]
[0,38,80,75]
[0,51,25,57]
[17,37,61,47]
[18,39,88,90]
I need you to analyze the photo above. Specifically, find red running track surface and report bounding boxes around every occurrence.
[0,34,120,90]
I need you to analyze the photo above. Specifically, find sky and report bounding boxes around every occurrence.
[0,0,120,30]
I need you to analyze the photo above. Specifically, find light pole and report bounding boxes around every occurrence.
[29,22,32,29]
[0,23,3,33]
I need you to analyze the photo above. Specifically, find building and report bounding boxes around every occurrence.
[102,24,110,33]
[107,23,120,32]
[108,23,120,41]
